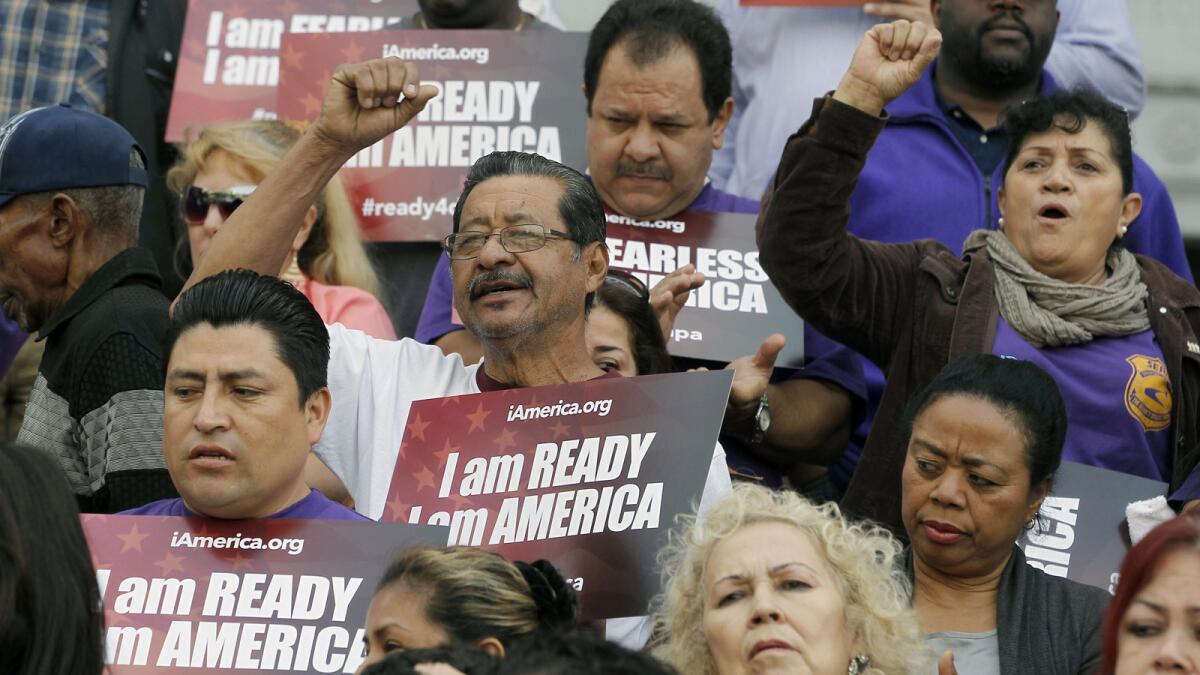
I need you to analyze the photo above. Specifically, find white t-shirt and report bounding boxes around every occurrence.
[315,323,732,522]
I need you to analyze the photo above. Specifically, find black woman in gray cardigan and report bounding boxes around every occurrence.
[900,355,1108,675]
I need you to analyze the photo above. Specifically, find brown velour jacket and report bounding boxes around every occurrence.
[756,96,1200,533]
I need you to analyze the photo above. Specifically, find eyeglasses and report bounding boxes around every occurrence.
[442,224,574,260]
[181,185,257,225]
[604,268,649,301]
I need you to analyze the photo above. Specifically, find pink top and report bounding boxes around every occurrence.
[295,276,397,340]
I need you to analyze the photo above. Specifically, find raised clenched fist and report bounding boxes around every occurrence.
[832,20,942,116]
[310,58,440,159]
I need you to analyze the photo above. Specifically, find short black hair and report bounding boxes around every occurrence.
[1001,89,1135,195]
[584,0,731,123]
[902,354,1067,490]
[497,630,680,675]
[0,443,105,675]
[453,151,606,247]
[166,269,329,405]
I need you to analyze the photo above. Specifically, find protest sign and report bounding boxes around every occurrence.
[605,210,806,366]
[1017,461,1167,594]
[166,0,417,141]
[383,370,733,619]
[276,30,589,242]
[85,515,447,672]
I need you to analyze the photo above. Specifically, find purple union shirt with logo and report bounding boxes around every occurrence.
[991,315,1173,483]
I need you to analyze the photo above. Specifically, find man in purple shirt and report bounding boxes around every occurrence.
[123,270,367,521]
[416,0,866,490]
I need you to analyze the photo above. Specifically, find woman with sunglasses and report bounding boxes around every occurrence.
[167,119,396,340]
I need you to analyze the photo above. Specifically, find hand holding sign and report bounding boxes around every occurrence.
[312,58,440,159]
[833,20,942,116]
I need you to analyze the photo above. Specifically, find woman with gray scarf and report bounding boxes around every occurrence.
[755,20,1200,533]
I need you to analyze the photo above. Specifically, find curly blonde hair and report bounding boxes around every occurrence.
[649,483,930,675]
[167,119,382,297]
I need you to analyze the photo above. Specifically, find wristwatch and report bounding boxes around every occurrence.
[750,391,771,445]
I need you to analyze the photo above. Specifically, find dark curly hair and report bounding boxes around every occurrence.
[1000,89,1134,195]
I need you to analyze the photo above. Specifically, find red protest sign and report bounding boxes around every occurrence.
[85,515,447,673]
[606,210,807,367]
[383,370,733,620]
[167,0,417,141]
[276,31,589,242]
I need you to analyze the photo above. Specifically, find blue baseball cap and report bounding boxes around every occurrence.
[0,103,148,208]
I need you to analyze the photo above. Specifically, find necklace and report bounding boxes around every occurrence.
[415,11,531,31]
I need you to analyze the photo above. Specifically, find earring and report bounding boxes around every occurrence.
[281,252,305,285]
[997,217,1005,230]
[1118,225,1128,237]
[848,655,871,675]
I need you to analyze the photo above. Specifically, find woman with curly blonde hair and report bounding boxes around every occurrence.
[650,482,930,675]
[168,119,395,339]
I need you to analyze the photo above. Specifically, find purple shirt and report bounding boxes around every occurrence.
[991,316,1172,483]
[121,489,371,521]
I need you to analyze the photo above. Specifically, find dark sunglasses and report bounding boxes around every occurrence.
[604,268,650,302]
[181,185,256,225]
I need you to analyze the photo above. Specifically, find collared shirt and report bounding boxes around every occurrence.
[0,0,109,121]
[933,82,1009,178]
[17,247,175,513]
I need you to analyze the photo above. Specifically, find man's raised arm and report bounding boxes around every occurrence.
[181,59,439,295]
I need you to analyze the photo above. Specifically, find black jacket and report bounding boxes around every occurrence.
[108,0,188,298]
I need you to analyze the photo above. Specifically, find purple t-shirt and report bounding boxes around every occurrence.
[120,489,371,521]
[991,316,1172,483]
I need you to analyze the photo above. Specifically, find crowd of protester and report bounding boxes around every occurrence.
[1,0,1198,673]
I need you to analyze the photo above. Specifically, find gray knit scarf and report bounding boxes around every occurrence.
[963,229,1150,348]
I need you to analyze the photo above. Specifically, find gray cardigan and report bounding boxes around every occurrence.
[905,547,1109,675]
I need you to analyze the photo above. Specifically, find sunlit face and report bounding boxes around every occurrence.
[901,395,1048,579]
[164,323,327,519]
[998,122,1142,285]
[450,175,605,342]
[586,305,636,376]
[703,521,855,675]
[188,150,259,264]
[0,195,69,332]
[358,582,450,673]
[586,41,732,221]
[1114,549,1200,675]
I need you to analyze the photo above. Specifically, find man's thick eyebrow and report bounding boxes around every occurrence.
[910,439,1001,470]
[166,368,266,382]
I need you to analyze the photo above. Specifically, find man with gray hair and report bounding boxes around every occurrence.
[0,104,175,512]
